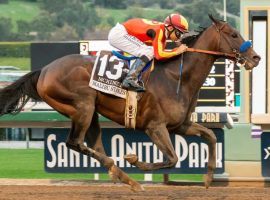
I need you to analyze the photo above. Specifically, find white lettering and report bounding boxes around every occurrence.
[83,155,88,167]
[143,142,153,163]
[46,134,57,168]
[189,143,199,168]
[58,142,68,167]
[91,157,100,167]
[111,135,124,167]
[200,143,208,167]
[153,144,163,163]
[70,149,80,167]
[138,142,143,162]
[264,147,270,159]
[216,143,223,168]
[175,135,188,167]
[46,133,224,170]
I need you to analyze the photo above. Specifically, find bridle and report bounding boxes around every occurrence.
[176,22,252,95]
[186,22,252,66]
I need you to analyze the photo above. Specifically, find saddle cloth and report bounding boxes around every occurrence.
[89,50,129,99]
[89,50,153,98]
[89,50,154,129]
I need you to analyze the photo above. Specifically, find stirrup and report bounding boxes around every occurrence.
[136,81,145,92]
[122,79,145,92]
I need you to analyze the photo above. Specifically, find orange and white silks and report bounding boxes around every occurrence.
[122,18,182,60]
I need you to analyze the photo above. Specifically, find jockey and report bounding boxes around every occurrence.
[108,13,189,92]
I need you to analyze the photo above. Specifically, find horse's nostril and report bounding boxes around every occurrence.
[253,55,261,62]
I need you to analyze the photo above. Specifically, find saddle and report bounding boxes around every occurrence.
[89,50,154,129]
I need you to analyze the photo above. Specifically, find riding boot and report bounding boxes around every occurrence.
[122,58,148,92]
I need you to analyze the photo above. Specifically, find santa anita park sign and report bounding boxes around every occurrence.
[44,128,224,174]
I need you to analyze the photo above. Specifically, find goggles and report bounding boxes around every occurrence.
[174,29,183,39]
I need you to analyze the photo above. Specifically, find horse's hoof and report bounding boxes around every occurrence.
[108,171,119,183]
[130,181,144,192]
[124,154,138,164]
[203,174,213,189]
[108,165,143,192]
[108,166,120,183]
[66,141,77,150]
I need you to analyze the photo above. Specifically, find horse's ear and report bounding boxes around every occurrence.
[208,14,219,25]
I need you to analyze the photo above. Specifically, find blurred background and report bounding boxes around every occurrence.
[0,0,240,140]
[0,0,239,71]
[0,0,239,41]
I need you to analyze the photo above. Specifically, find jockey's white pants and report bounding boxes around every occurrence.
[108,23,154,60]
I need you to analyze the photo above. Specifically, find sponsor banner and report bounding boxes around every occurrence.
[45,128,224,174]
[261,132,270,176]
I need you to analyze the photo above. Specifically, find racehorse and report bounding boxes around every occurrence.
[0,15,260,191]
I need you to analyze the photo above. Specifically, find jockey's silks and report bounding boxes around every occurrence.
[122,18,180,60]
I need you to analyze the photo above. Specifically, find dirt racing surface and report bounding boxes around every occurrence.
[0,179,269,200]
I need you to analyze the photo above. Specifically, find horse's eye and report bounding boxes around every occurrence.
[232,33,238,38]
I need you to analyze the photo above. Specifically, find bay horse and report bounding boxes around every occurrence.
[0,16,260,191]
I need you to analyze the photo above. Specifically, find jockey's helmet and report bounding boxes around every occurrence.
[164,13,189,33]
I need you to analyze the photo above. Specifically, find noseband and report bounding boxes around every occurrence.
[186,23,252,66]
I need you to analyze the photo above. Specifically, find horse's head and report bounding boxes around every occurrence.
[209,15,261,70]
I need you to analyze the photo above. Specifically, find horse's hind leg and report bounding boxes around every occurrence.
[84,112,143,191]
[45,89,142,191]
[85,112,105,154]
[65,99,96,154]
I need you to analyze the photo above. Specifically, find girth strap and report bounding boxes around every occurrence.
[125,91,137,129]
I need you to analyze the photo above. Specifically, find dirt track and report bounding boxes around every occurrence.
[0,180,269,200]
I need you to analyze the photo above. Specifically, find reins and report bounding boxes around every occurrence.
[186,47,236,59]
[176,53,184,99]
[175,22,251,96]
[185,23,236,59]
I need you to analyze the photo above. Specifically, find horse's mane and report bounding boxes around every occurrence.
[181,27,207,47]
[181,16,227,46]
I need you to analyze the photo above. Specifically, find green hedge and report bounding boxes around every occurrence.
[0,0,9,4]
[0,42,30,58]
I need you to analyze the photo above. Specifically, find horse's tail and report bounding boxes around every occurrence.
[0,70,42,116]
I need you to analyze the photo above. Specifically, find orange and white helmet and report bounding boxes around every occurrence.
[164,13,189,33]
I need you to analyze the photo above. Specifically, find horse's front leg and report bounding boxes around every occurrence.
[124,123,178,170]
[178,122,217,188]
